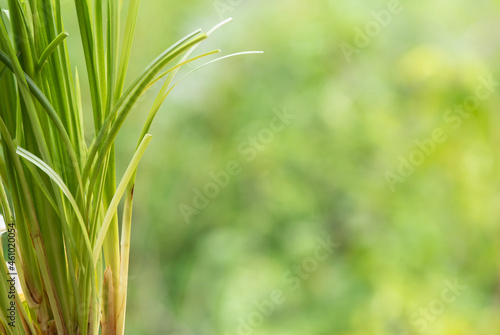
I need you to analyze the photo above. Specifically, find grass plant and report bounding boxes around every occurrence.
[0,1,261,333]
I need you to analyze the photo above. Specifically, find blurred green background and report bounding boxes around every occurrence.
[60,0,500,334]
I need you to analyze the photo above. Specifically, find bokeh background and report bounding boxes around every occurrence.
[59,0,500,334]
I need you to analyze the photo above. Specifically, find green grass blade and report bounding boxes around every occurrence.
[37,31,69,72]
[16,147,93,263]
[92,134,152,265]
[115,0,140,100]
[146,49,221,90]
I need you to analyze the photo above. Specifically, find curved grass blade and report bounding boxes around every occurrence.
[37,31,69,72]
[83,33,207,208]
[92,134,152,265]
[16,147,93,264]
[146,49,221,90]
[83,29,204,183]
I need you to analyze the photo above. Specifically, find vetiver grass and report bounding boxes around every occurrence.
[0,1,261,334]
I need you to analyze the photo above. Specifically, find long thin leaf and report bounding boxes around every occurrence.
[16,147,93,265]
[93,134,152,265]
[37,31,69,72]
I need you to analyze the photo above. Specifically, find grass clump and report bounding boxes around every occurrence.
[0,0,260,333]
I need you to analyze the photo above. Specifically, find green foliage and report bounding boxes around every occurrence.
[0,0,257,334]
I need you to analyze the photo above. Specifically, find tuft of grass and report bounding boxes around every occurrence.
[0,1,261,334]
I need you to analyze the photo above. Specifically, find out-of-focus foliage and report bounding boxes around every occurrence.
[59,0,500,334]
